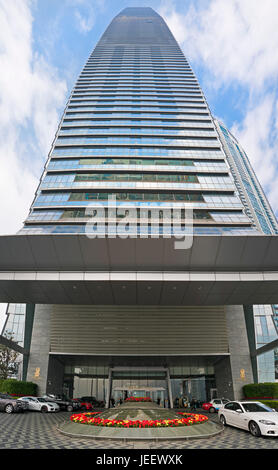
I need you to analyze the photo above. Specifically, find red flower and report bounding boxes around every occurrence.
[70,412,208,428]
[125,396,152,402]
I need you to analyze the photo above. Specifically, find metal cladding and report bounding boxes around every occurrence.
[0,7,278,306]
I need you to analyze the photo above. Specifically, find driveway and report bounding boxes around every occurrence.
[0,410,278,449]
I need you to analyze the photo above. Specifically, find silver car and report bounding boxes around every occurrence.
[18,396,60,413]
[0,393,28,413]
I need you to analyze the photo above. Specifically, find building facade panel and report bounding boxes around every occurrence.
[3,7,278,400]
[50,304,228,355]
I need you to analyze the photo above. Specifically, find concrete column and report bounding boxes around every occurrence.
[26,304,52,396]
[106,368,112,408]
[22,304,35,381]
[46,356,64,395]
[224,305,254,400]
[214,356,234,400]
[166,368,173,408]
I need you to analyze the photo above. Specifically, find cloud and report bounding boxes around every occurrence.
[0,0,67,235]
[72,0,106,34]
[159,0,278,215]
[159,0,278,91]
[75,9,96,33]
[231,95,278,213]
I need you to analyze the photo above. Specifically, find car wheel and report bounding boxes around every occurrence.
[5,404,14,414]
[209,407,216,413]
[219,414,226,426]
[67,405,73,412]
[249,421,261,437]
[41,406,48,413]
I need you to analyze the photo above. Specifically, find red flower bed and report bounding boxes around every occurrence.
[125,396,152,402]
[70,412,208,428]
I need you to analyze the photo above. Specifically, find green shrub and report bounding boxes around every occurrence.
[259,400,278,410]
[0,379,37,396]
[243,383,278,399]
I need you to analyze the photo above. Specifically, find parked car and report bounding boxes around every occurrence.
[18,396,60,413]
[202,398,230,413]
[80,396,105,408]
[73,398,93,411]
[0,393,28,414]
[43,394,75,412]
[71,399,80,411]
[218,401,278,437]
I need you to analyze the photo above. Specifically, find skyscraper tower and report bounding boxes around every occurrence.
[1,8,278,403]
[20,7,254,237]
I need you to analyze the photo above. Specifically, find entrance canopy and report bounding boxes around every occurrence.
[0,233,278,305]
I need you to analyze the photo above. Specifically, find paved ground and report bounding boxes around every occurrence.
[0,409,278,449]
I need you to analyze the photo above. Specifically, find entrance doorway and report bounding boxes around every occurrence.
[112,382,167,405]
[210,388,218,400]
[107,367,172,408]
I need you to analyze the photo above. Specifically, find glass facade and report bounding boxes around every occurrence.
[253,305,278,382]
[216,121,278,382]
[1,304,26,346]
[215,121,278,235]
[64,364,215,403]
[1,304,26,380]
[18,7,253,236]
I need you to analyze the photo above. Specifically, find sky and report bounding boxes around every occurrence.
[0,0,278,328]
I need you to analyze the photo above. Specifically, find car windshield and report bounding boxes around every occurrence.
[242,403,273,413]
[0,394,12,399]
[37,398,46,403]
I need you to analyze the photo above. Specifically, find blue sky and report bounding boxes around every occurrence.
[0,0,278,324]
[31,0,251,126]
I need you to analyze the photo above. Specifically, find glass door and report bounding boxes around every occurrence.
[109,367,169,407]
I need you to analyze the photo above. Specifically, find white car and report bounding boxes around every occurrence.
[18,396,60,413]
[202,398,230,413]
[218,401,278,437]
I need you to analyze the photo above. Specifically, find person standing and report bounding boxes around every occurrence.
[110,397,115,407]
[190,397,198,412]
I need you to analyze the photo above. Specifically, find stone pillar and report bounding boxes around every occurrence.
[22,304,35,381]
[224,305,254,400]
[26,304,52,396]
[166,368,173,408]
[46,356,65,395]
[105,368,112,408]
[214,356,234,400]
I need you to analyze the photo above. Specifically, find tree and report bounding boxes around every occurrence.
[0,332,20,380]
